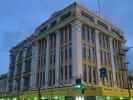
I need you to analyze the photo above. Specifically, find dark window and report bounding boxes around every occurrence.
[50,20,57,28]
[93,67,97,84]
[83,64,87,82]
[61,67,63,81]
[87,26,90,42]
[81,11,94,22]
[68,25,72,41]
[65,27,67,42]
[60,30,64,43]
[60,11,71,21]
[82,47,86,59]
[91,28,95,43]
[18,51,23,61]
[65,48,67,60]
[97,20,108,30]
[88,48,91,59]
[53,69,55,85]
[26,46,32,57]
[69,47,72,59]
[25,60,31,72]
[89,66,92,83]
[65,65,67,80]
[40,26,47,33]
[82,26,86,40]
[69,65,72,79]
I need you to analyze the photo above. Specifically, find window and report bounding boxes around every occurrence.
[26,46,32,57]
[91,28,95,43]
[69,47,72,59]
[18,51,23,61]
[48,70,52,86]
[60,31,64,43]
[99,34,102,47]
[87,26,90,42]
[82,47,86,59]
[82,25,86,40]
[83,64,87,82]
[53,69,55,85]
[25,59,31,72]
[81,11,94,22]
[65,48,67,60]
[69,65,72,79]
[100,51,103,64]
[50,20,57,28]
[40,26,47,33]
[68,25,72,41]
[61,67,63,81]
[109,71,112,86]
[88,66,92,83]
[16,63,22,75]
[93,67,97,84]
[65,65,67,80]
[65,27,67,42]
[60,11,71,21]
[50,33,56,49]
[92,48,96,60]
[88,47,91,59]
[97,20,108,30]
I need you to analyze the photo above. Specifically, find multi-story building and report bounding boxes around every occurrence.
[2,2,133,100]
[0,74,7,99]
[128,71,133,90]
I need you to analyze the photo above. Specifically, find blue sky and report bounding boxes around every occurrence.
[0,0,133,74]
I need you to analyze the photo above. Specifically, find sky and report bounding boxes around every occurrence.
[0,0,133,74]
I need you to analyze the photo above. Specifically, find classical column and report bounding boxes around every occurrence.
[109,37,116,87]
[45,36,49,88]
[55,30,60,87]
[95,30,102,85]
[71,20,82,83]
[30,43,38,89]
[21,49,26,91]
[13,53,19,91]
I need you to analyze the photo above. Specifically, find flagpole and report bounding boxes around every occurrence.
[97,0,101,15]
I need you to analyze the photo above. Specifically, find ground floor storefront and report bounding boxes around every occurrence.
[0,96,132,100]
[0,86,133,100]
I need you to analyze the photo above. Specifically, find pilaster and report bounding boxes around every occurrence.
[45,36,50,88]
[95,30,102,85]
[71,20,82,83]
[55,30,60,87]
[109,37,117,87]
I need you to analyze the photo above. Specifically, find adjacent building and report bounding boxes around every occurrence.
[0,74,7,99]
[1,2,132,100]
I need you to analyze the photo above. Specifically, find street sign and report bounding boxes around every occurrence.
[100,68,107,78]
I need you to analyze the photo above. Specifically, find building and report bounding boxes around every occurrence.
[0,74,7,99]
[128,71,133,90]
[2,2,133,100]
